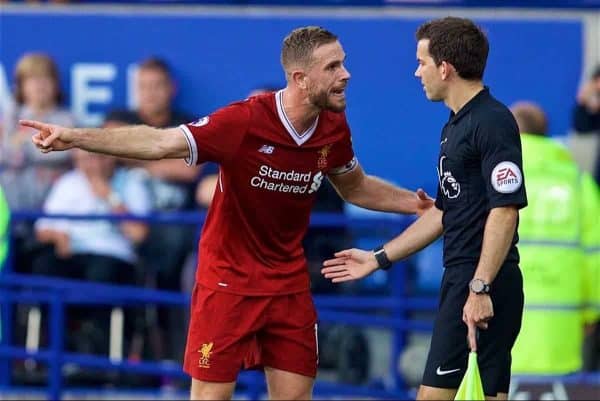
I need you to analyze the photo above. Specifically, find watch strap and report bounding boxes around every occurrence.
[373,245,392,271]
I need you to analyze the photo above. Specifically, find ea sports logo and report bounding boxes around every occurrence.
[491,161,522,193]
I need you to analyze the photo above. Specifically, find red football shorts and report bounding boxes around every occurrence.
[183,284,318,382]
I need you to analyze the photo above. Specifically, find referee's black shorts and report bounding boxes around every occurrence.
[421,262,524,396]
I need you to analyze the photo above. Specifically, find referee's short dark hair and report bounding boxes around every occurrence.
[416,17,489,81]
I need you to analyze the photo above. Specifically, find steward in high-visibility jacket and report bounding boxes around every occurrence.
[510,102,600,374]
[0,185,8,270]
[0,185,8,341]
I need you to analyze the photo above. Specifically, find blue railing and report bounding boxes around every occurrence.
[1,210,420,400]
[1,210,598,400]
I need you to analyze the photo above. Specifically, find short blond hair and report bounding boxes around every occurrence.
[280,26,338,73]
[510,101,548,136]
[14,53,63,105]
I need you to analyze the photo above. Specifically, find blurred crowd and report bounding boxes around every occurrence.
[0,52,598,390]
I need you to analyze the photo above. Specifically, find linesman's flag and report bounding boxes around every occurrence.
[454,352,485,400]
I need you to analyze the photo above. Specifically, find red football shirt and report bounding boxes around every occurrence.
[179,91,355,295]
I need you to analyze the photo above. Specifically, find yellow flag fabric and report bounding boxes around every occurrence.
[454,352,485,401]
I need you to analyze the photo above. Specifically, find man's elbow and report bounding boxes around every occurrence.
[339,187,369,207]
[491,205,519,222]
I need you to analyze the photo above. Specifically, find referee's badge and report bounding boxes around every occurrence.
[491,161,522,193]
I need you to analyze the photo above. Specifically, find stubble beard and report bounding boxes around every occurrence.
[309,89,346,113]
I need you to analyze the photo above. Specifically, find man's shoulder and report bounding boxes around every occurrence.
[239,93,278,126]
[170,111,194,126]
[319,110,348,131]
[472,98,517,131]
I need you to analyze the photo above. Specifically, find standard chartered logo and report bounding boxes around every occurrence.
[250,165,323,194]
[308,171,323,194]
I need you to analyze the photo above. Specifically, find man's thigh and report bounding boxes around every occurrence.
[421,265,523,397]
[183,284,266,382]
[416,385,508,401]
[260,291,318,379]
[265,366,314,400]
[190,378,236,401]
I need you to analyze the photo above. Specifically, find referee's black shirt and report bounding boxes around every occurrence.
[434,87,528,268]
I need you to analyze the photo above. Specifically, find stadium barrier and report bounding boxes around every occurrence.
[0,211,598,400]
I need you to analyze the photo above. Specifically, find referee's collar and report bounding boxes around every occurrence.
[447,86,490,124]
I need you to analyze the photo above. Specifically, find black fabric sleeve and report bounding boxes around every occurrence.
[474,115,528,210]
[434,184,443,210]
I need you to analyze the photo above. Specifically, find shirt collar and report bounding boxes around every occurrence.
[448,86,490,124]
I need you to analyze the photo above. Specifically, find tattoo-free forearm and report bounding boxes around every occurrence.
[71,125,182,160]
[473,206,518,283]
[344,175,420,214]
[384,206,444,262]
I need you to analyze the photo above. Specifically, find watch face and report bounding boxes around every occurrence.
[470,279,484,293]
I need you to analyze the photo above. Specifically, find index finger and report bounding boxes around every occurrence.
[19,119,49,131]
[323,257,348,267]
[333,249,352,258]
[467,320,477,352]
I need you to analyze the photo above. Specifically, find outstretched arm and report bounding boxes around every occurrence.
[322,206,443,282]
[22,120,189,160]
[328,163,434,215]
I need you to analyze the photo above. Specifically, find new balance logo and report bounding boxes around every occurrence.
[258,145,275,154]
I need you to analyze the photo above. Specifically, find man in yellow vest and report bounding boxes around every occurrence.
[0,185,9,341]
[0,185,8,270]
[510,101,600,374]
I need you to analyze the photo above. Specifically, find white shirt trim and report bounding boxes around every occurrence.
[275,89,318,146]
[328,157,359,176]
[178,124,198,166]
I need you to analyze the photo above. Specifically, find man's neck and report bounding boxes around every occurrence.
[281,87,320,134]
[26,102,54,117]
[139,109,171,128]
[444,80,484,114]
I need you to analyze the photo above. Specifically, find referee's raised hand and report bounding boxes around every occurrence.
[21,119,75,153]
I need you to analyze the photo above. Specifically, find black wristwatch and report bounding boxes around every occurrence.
[373,245,392,270]
[469,278,490,295]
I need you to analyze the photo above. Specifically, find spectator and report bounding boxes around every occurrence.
[571,65,600,184]
[104,57,198,210]
[32,149,151,355]
[0,53,75,274]
[509,101,600,374]
[0,53,74,210]
[105,56,198,363]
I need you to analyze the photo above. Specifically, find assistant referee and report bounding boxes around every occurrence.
[321,17,528,401]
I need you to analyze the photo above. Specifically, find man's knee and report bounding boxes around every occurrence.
[417,384,457,401]
[190,378,236,400]
[486,392,508,400]
[265,367,314,400]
